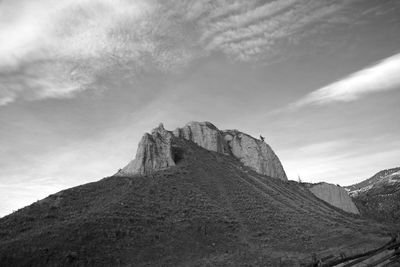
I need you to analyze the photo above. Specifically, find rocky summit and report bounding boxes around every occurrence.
[118,121,287,180]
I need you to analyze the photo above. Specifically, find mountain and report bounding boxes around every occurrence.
[346,167,400,223]
[346,167,400,194]
[0,122,392,266]
[120,122,359,216]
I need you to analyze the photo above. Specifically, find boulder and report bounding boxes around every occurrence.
[308,182,359,214]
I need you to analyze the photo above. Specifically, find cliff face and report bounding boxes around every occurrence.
[173,122,225,153]
[308,183,359,214]
[174,122,287,180]
[117,124,175,176]
[119,121,287,180]
[224,130,287,180]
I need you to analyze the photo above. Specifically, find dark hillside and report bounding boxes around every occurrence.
[346,167,400,192]
[0,138,392,266]
[352,184,400,223]
[346,168,400,223]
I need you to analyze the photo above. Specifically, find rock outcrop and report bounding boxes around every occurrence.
[223,130,287,180]
[173,122,225,153]
[118,121,287,180]
[173,122,287,180]
[308,182,359,214]
[117,123,175,176]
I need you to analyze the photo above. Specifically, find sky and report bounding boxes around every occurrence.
[1,0,400,217]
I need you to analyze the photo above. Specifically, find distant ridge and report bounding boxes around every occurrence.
[346,167,400,222]
[346,167,400,193]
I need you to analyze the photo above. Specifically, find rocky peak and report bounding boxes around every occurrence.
[116,124,175,176]
[117,121,287,180]
[151,123,166,134]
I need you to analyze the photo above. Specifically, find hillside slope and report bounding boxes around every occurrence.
[346,167,400,223]
[346,167,400,193]
[0,136,391,266]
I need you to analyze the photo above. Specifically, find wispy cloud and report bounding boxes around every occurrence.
[0,0,385,106]
[200,0,353,61]
[0,0,157,105]
[289,53,400,108]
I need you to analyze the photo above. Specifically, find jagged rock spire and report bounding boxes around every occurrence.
[117,123,175,176]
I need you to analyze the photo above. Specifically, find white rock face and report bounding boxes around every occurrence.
[174,122,287,180]
[309,183,359,214]
[117,124,175,176]
[225,131,287,180]
[173,121,225,153]
[118,121,287,180]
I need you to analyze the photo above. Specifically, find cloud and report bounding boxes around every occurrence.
[200,0,353,61]
[0,0,189,105]
[0,0,381,106]
[279,138,400,185]
[289,53,400,108]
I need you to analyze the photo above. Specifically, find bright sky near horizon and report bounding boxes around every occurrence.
[1,0,400,217]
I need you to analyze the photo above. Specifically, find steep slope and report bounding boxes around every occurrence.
[346,168,400,222]
[306,183,359,214]
[0,132,391,266]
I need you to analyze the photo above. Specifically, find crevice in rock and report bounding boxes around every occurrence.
[172,146,184,164]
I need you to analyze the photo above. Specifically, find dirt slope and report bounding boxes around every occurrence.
[0,138,391,266]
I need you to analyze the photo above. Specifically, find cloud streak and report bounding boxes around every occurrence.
[290,53,400,108]
[200,0,353,61]
[0,0,386,106]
